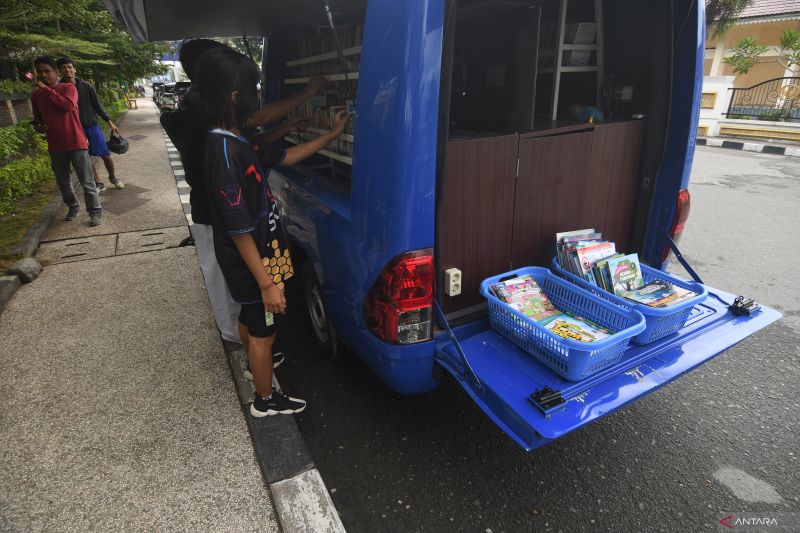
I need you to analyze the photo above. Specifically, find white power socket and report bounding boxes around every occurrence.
[444,268,462,297]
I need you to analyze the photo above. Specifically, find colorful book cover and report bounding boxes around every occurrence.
[575,242,616,285]
[593,254,622,292]
[539,313,613,343]
[621,280,698,308]
[491,275,560,322]
[606,253,644,295]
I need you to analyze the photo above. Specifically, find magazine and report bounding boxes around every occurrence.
[606,253,644,296]
[491,275,560,322]
[621,280,698,308]
[539,313,613,343]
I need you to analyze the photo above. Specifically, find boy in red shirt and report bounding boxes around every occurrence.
[31,56,102,226]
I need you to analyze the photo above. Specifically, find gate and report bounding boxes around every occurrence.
[725,77,800,122]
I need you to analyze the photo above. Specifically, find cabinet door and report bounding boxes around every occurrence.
[511,131,594,268]
[582,121,645,252]
[439,135,518,313]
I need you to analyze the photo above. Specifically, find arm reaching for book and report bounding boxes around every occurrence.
[282,110,349,166]
[245,75,326,128]
[257,117,306,143]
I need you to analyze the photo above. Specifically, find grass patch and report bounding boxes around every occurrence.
[0,179,57,272]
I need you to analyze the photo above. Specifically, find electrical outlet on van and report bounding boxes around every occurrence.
[444,268,462,297]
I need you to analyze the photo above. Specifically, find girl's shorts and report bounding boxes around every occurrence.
[238,301,277,338]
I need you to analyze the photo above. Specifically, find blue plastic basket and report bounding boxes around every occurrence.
[550,257,708,345]
[480,267,646,381]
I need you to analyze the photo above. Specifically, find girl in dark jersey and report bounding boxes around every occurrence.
[195,47,349,417]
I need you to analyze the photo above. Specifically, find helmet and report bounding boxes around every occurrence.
[107,132,129,155]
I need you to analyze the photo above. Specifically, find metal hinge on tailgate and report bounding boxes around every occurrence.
[529,386,565,414]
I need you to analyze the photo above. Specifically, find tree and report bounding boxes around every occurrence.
[706,0,753,38]
[724,30,800,75]
[0,0,169,85]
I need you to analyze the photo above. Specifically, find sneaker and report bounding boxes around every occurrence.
[95,182,106,193]
[109,177,125,189]
[243,352,285,381]
[250,388,306,417]
[89,213,102,227]
[65,205,79,221]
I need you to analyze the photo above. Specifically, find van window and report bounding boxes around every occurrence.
[266,4,367,189]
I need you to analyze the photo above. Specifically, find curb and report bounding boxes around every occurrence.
[0,190,62,316]
[697,137,800,158]
[162,129,345,532]
[222,342,346,533]
[10,190,63,257]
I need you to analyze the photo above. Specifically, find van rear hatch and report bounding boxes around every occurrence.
[435,285,780,450]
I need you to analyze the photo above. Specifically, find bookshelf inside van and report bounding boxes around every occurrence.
[439,0,672,318]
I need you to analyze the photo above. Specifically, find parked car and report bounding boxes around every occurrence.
[173,81,191,108]
[151,82,164,107]
[159,83,177,111]
[114,0,780,451]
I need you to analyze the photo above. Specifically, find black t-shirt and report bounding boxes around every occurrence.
[205,129,293,303]
[160,91,213,224]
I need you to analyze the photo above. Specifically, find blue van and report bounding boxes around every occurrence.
[109,0,780,450]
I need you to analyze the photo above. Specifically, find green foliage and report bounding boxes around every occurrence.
[724,30,800,75]
[706,0,753,38]
[97,86,127,120]
[0,80,32,97]
[0,123,45,166]
[0,0,170,87]
[779,30,800,71]
[0,29,110,64]
[0,123,50,217]
[0,155,51,217]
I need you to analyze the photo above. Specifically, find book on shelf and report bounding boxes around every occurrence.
[555,230,699,308]
[621,280,698,308]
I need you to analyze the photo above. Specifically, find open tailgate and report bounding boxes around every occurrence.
[435,285,780,450]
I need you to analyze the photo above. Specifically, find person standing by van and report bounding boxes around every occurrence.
[56,57,124,192]
[162,39,324,345]
[195,46,349,416]
[31,56,102,226]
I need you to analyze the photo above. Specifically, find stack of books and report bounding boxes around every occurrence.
[490,275,613,343]
[556,229,699,308]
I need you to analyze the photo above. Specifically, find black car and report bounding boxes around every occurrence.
[152,82,164,106]
[174,81,191,108]
[160,83,177,111]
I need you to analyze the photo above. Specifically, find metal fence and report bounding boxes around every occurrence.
[726,77,800,122]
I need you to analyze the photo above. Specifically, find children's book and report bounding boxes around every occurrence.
[574,241,616,285]
[491,275,560,322]
[539,313,613,343]
[593,254,623,292]
[621,280,698,308]
[606,253,644,296]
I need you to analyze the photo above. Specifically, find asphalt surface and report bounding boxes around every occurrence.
[273,146,800,532]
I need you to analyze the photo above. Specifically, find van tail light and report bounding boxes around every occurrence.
[364,249,434,344]
[662,188,691,262]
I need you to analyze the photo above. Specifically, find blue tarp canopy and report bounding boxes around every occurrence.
[102,0,363,42]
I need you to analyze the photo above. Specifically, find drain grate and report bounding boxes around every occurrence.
[115,226,189,255]
[37,234,117,264]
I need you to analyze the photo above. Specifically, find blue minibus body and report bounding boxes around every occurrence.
[110,0,780,450]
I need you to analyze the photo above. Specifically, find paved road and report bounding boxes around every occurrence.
[274,146,799,532]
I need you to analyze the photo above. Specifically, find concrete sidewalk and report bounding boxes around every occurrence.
[0,99,278,531]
